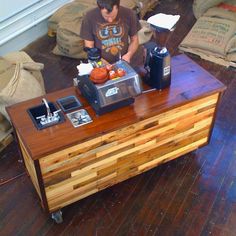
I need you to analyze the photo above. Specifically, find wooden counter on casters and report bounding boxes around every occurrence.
[7,54,226,214]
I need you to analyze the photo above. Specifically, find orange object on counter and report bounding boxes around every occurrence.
[117,68,126,77]
[106,64,114,72]
[108,70,117,80]
[90,67,108,84]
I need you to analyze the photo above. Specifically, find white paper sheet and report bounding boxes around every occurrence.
[77,63,93,76]
[147,13,180,31]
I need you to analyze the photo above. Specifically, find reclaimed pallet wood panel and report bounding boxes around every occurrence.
[18,133,42,200]
[41,93,219,211]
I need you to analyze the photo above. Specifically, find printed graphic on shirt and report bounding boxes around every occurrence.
[97,20,125,56]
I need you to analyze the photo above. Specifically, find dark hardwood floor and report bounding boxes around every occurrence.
[1,0,236,235]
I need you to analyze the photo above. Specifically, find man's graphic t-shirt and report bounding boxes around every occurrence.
[80,6,141,63]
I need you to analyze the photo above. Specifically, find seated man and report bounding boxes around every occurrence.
[80,0,141,66]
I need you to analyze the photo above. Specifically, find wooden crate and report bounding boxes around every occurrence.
[0,129,13,152]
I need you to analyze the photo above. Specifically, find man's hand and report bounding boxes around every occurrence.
[84,40,94,49]
[122,52,132,63]
[122,35,139,63]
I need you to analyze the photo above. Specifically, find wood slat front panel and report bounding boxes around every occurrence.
[40,93,219,211]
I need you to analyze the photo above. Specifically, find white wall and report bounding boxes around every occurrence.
[0,0,40,22]
[0,0,72,56]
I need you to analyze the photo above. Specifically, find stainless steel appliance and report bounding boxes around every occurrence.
[76,60,142,115]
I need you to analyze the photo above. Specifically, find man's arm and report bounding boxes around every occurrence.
[122,34,139,63]
[84,40,95,49]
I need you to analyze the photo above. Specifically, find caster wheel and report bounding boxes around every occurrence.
[51,210,63,224]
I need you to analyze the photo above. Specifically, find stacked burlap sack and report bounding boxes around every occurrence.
[0,51,46,151]
[179,0,236,67]
[0,113,13,152]
[192,0,223,19]
[137,0,160,19]
[48,0,158,59]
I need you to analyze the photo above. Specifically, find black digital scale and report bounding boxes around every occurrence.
[76,60,142,115]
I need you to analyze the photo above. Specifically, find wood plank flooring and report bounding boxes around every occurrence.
[1,0,236,235]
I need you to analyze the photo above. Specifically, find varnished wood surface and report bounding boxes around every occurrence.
[1,0,236,235]
[7,54,225,160]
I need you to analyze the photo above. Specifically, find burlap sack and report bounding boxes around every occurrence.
[53,21,87,59]
[226,34,236,62]
[138,20,153,45]
[0,58,15,91]
[205,7,236,21]
[75,0,97,5]
[204,0,236,21]
[192,0,222,18]
[120,0,138,10]
[227,52,236,62]
[0,52,45,121]
[3,51,45,92]
[179,16,236,67]
[48,1,96,34]
[179,16,236,57]
[0,113,4,122]
[178,46,236,67]
[0,102,11,134]
[0,128,13,153]
[0,119,11,132]
[138,0,160,19]
[78,0,138,9]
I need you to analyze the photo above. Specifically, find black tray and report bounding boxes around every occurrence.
[57,95,82,113]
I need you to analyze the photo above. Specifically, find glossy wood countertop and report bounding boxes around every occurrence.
[6,54,226,160]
